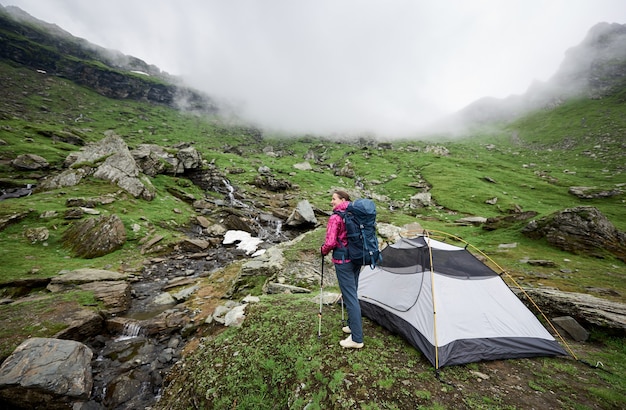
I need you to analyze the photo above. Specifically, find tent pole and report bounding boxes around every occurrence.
[424,230,440,370]
[318,251,324,339]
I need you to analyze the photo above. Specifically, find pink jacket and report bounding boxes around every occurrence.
[321,200,350,264]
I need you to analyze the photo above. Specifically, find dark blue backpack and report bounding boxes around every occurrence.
[334,198,381,268]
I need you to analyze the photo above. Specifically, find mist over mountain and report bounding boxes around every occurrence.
[442,22,626,134]
[2,4,626,138]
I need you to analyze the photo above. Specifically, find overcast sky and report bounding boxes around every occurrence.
[5,1,626,136]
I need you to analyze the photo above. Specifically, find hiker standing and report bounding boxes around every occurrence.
[320,190,364,349]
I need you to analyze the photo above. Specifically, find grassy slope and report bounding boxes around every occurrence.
[1,61,625,408]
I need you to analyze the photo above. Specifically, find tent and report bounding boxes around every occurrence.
[358,234,567,368]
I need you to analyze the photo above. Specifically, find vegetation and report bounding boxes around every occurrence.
[0,53,625,409]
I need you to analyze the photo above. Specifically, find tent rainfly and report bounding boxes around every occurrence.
[358,235,567,369]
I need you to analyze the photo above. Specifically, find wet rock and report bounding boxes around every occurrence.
[0,338,93,409]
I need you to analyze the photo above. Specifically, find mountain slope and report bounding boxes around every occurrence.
[448,22,626,130]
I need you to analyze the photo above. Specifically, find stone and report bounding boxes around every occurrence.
[552,316,590,341]
[522,206,626,262]
[286,200,318,226]
[62,214,127,258]
[0,338,93,409]
[10,153,49,170]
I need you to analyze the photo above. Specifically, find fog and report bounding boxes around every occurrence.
[5,0,626,136]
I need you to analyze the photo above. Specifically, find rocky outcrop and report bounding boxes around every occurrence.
[0,338,93,409]
[0,7,218,113]
[522,206,626,262]
[37,133,156,200]
[520,288,626,334]
[450,22,626,128]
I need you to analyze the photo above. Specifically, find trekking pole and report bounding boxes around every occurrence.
[341,295,346,326]
[318,250,324,338]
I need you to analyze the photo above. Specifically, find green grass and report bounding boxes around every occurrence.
[1,55,625,409]
[157,293,626,409]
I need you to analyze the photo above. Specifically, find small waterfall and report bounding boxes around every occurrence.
[222,179,247,208]
[115,321,143,341]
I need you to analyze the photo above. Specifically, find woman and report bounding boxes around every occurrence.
[320,190,364,349]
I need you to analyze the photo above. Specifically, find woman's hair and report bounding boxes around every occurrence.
[334,190,351,201]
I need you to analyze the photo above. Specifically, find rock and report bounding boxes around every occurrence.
[410,192,433,208]
[526,260,557,267]
[568,186,622,199]
[265,282,311,294]
[552,316,590,341]
[171,285,199,302]
[78,281,132,315]
[334,162,355,178]
[23,227,49,243]
[53,308,105,341]
[522,206,626,262]
[62,214,127,258]
[293,161,313,171]
[423,145,450,156]
[286,200,318,226]
[64,134,155,200]
[455,216,487,226]
[485,197,498,205]
[175,146,203,173]
[10,153,49,170]
[131,144,176,176]
[520,287,626,333]
[229,246,286,298]
[36,168,89,192]
[482,211,538,230]
[0,338,93,409]
[253,174,292,191]
[48,269,128,290]
[179,238,210,252]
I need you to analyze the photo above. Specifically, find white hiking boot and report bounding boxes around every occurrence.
[339,335,363,349]
[342,326,351,334]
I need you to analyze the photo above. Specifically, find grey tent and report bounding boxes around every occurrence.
[358,235,567,368]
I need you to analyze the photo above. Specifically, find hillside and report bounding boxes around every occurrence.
[0,7,625,410]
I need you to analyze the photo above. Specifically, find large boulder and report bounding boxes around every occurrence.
[0,338,93,409]
[522,206,626,262]
[520,288,626,334]
[40,133,155,200]
[62,215,127,258]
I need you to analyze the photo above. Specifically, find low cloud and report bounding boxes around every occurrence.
[7,0,626,136]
